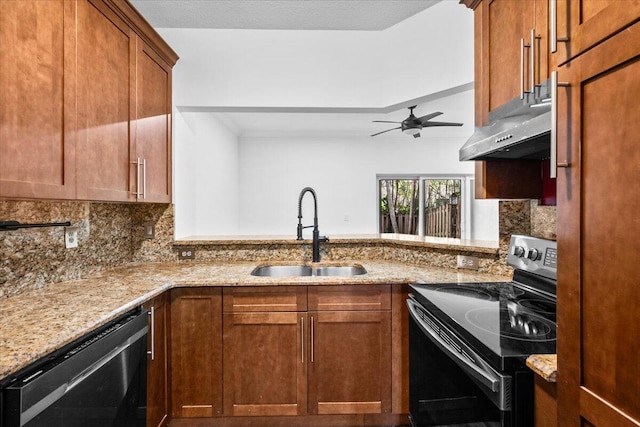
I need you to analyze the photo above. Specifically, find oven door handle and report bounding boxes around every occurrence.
[407,299,501,393]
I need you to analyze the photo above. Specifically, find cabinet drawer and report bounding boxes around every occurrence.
[223,286,307,312]
[308,285,391,311]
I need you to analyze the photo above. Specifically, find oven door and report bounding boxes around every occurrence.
[407,297,512,427]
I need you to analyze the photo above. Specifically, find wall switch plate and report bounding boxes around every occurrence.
[65,226,79,249]
[178,248,195,260]
[143,221,155,239]
[457,255,479,270]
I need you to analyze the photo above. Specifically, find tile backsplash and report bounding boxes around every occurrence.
[0,201,174,297]
[1,199,557,298]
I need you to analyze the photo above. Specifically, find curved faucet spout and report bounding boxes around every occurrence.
[296,187,328,262]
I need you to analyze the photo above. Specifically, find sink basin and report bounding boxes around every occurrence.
[250,265,313,277]
[313,266,367,277]
[251,264,367,277]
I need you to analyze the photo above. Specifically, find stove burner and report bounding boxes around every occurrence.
[518,298,557,315]
[464,308,556,341]
[496,284,525,298]
[434,286,494,301]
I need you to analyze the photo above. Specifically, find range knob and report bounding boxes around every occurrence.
[512,246,526,257]
[527,248,541,261]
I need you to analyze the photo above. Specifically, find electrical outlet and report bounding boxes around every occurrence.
[65,226,79,249]
[143,221,155,239]
[457,255,479,270]
[178,248,195,260]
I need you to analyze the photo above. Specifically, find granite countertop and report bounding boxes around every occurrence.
[0,260,511,381]
[175,233,501,254]
[526,354,558,382]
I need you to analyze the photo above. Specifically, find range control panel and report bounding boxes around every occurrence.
[507,235,557,280]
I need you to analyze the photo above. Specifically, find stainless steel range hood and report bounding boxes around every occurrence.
[459,79,552,161]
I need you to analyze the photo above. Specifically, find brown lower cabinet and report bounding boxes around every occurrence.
[168,285,408,426]
[307,286,392,415]
[144,293,170,427]
[534,377,557,427]
[222,286,308,416]
[170,288,223,418]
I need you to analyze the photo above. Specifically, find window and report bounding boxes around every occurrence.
[378,175,466,238]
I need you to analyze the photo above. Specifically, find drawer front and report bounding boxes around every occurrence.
[308,285,391,311]
[223,286,307,312]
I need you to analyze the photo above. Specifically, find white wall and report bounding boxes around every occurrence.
[166,1,500,240]
[237,134,474,237]
[174,111,240,237]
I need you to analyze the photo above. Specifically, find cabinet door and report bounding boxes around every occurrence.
[223,312,307,416]
[76,0,135,201]
[134,40,172,203]
[554,0,640,64]
[170,288,223,418]
[556,21,640,427]
[480,0,536,118]
[308,310,392,415]
[0,0,76,199]
[145,294,169,427]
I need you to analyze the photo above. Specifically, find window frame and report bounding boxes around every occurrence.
[376,174,471,239]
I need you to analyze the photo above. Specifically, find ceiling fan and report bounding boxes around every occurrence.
[371,106,463,138]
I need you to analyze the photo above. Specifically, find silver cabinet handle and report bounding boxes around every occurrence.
[310,315,315,363]
[550,0,569,53]
[132,158,143,199]
[520,38,531,99]
[147,307,155,360]
[551,70,570,178]
[301,317,304,364]
[530,29,541,90]
[142,158,147,200]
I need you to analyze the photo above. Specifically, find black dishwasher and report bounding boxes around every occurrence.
[0,309,148,427]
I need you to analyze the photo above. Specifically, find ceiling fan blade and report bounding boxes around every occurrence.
[371,127,401,137]
[413,132,421,139]
[422,121,464,127]
[416,112,443,125]
[372,120,401,124]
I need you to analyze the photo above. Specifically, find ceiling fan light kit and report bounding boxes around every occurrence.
[371,105,463,138]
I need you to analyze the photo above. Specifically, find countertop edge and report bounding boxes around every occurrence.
[0,260,511,380]
[526,354,557,382]
[173,235,500,254]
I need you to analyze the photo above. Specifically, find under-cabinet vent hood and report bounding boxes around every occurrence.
[459,79,552,161]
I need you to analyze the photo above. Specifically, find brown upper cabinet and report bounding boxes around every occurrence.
[0,0,77,200]
[552,0,640,65]
[463,0,553,200]
[470,0,550,126]
[76,0,136,201]
[0,0,177,203]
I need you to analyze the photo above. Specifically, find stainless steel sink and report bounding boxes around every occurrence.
[250,264,367,277]
[313,266,367,277]
[250,265,313,277]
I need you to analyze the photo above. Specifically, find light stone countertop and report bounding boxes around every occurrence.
[0,259,511,381]
[175,233,501,254]
[526,354,558,382]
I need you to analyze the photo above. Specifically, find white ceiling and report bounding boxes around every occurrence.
[130,0,442,31]
[130,0,471,138]
[178,82,474,138]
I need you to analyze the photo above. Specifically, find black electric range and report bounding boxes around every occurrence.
[407,235,557,426]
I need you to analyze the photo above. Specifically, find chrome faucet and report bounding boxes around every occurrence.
[297,187,329,262]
